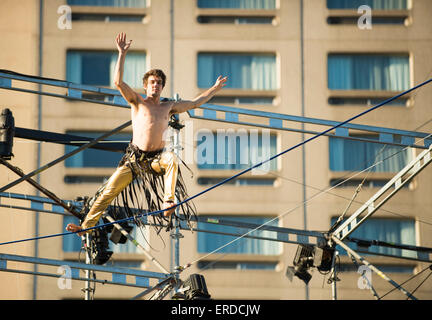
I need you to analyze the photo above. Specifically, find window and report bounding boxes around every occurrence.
[105,260,143,269]
[63,215,83,252]
[197,130,277,172]
[330,178,409,188]
[71,14,145,22]
[327,0,408,10]
[198,261,278,270]
[328,97,408,107]
[65,176,111,184]
[197,0,276,9]
[327,16,408,25]
[68,0,147,22]
[197,16,275,24]
[197,215,281,255]
[197,177,276,186]
[67,0,147,8]
[338,263,415,273]
[209,96,274,106]
[329,135,413,172]
[328,54,409,91]
[198,53,277,91]
[330,217,416,258]
[197,0,277,25]
[326,1,409,25]
[66,50,146,88]
[64,131,130,168]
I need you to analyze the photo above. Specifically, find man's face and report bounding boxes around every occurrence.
[145,75,164,97]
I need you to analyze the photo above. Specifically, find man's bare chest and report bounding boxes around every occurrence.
[132,103,171,123]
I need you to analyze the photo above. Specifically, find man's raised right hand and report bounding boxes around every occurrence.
[116,32,132,54]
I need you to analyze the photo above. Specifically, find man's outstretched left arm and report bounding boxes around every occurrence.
[170,76,227,114]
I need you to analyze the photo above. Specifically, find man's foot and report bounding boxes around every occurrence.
[163,201,176,218]
[66,223,86,236]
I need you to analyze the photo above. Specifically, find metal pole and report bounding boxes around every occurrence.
[330,250,338,300]
[169,0,174,98]
[83,234,93,300]
[299,0,308,301]
[0,158,81,218]
[347,251,380,300]
[171,93,183,282]
[173,127,180,275]
[34,0,44,300]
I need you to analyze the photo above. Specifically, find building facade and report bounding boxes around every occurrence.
[0,0,431,300]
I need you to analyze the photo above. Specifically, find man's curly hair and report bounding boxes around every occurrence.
[142,69,166,88]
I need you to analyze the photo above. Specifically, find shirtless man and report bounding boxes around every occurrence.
[66,32,227,236]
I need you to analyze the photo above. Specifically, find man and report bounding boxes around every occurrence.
[66,32,227,236]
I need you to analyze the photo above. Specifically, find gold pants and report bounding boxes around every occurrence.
[81,150,178,230]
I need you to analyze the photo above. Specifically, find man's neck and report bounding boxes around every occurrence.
[146,94,161,105]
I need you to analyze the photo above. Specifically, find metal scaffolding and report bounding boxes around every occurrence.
[1,70,432,300]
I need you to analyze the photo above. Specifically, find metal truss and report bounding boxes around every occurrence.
[332,143,432,243]
[327,144,432,299]
[0,252,169,289]
[188,104,432,150]
[1,69,431,150]
[0,192,327,249]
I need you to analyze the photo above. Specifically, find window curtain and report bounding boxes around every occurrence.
[249,131,277,173]
[328,54,409,91]
[216,131,249,169]
[197,0,276,9]
[327,0,407,9]
[329,136,412,172]
[110,52,147,88]
[66,52,81,84]
[197,216,281,255]
[198,53,277,90]
[65,146,84,168]
[331,218,416,257]
[67,0,147,7]
[67,51,146,88]
[64,132,131,168]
